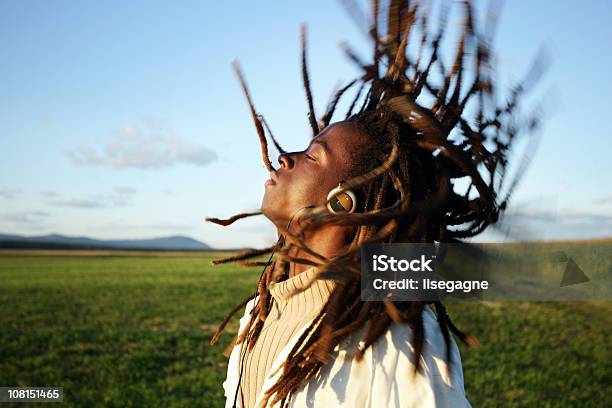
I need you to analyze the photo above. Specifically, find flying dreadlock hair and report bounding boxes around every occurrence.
[207,1,545,406]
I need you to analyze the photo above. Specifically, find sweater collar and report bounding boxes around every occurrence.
[269,266,336,308]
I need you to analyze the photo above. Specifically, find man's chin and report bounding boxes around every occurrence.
[260,198,278,223]
[260,203,291,229]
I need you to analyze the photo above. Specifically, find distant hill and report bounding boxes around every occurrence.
[0,233,212,251]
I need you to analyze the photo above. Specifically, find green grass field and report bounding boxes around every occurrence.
[0,249,610,407]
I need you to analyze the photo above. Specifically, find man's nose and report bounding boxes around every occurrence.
[278,153,295,169]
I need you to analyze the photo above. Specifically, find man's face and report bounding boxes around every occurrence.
[261,121,369,227]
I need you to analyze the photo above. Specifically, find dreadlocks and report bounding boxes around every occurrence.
[207,1,544,407]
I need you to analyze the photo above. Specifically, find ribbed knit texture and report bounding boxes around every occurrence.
[239,266,335,408]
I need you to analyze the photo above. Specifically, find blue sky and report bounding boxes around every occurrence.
[1,0,611,249]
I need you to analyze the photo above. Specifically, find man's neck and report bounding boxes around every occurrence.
[285,224,351,278]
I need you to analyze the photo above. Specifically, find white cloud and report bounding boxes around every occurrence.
[98,221,195,232]
[115,187,137,195]
[66,121,217,169]
[46,189,137,209]
[47,199,107,209]
[0,211,51,228]
[40,190,59,198]
[594,195,612,205]
[0,189,22,199]
[486,207,612,241]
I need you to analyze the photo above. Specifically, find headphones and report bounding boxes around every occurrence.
[326,182,357,214]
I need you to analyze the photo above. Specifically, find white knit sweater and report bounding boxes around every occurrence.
[223,266,472,408]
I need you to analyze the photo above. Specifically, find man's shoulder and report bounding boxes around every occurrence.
[368,306,465,389]
[287,305,471,407]
[336,305,453,366]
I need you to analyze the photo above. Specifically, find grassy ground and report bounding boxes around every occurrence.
[0,250,610,407]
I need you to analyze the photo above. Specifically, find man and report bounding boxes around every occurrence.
[208,1,540,406]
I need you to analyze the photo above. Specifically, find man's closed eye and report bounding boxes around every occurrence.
[305,153,317,162]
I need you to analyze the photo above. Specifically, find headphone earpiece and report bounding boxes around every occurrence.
[326,183,357,214]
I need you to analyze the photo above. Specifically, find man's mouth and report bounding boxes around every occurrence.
[265,170,278,186]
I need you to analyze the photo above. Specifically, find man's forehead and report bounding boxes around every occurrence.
[315,122,368,148]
